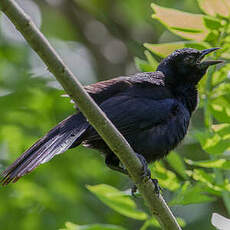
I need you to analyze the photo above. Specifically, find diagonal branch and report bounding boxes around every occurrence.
[0,1,181,229]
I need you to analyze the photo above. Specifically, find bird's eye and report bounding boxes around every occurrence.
[184,55,195,64]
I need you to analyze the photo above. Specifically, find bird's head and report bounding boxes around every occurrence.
[157,48,223,86]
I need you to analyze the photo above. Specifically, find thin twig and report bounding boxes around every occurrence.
[0,1,181,229]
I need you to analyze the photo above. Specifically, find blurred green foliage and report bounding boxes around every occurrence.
[1,0,230,230]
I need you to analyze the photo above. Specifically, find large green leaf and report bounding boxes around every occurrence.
[144,42,209,57]
[87,184,148,220]
[198,0,230,17]
[61,222,126,230]
[151,3,210,41]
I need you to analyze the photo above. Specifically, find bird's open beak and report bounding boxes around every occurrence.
[198,48,223,69]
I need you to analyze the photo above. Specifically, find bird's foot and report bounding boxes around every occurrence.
[151,178,161,196]
[132,153,161,196]
[135,153,151,181]
[131,178,161,197]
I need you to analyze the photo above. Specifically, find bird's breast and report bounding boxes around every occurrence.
[130,102,190,163]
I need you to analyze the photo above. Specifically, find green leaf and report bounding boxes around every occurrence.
[134,57,155,72]
[151,3,209,41]
[144,42,209,57]
[204,30,220,43]
[170,182,216,205]
[166,151,187,179]
[185,158,230,170]
[195,131,230,154]
[61,222,126,230]
[211,64,230,86]
[140,217,186,230]
[212,83,230,98]
[212,123,230,136]
[140,218,160,230]
[87,184,148,220]
[177,218,186,228]
[210,97,230,123]
[144,50,158,68]
[151,162,180,191]
[220,42,230,59]
[203,16,222,30]
[197,0,230,17]
[192,169,222,192]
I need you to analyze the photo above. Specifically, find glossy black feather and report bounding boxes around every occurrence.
[1,48,222,185]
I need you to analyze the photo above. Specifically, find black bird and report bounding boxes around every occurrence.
[0,48,222,185]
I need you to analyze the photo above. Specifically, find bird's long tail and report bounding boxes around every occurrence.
[0,113,88,185]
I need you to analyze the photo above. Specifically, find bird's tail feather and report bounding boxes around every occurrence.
[1,113,88,185]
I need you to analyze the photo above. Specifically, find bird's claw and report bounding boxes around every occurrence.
[135,153,151,181]
[130,153,161,196]
[151,178,161,196]
[131,178,161,197]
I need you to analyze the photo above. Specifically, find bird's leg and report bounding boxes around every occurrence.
[105,153,160,195]
[135,153,151,179]
[151,178,161,196]
[105,154,128,175]
[132,153,161,196]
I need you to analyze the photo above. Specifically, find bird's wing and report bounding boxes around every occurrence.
[86,93,178,140]
[85,71,165,104]
[63,71,165,105]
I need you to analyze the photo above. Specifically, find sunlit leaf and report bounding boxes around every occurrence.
[220,40,230,59]
[140,217,186,230]
[212,83,230,98]
[61,222,126,230]
[203,16,222,30]
[134,57,155,72]
[144,50,158,69]
[198,0,230,17]
[185,158,230,169]
[210,97,230,123]
[166,151,187,179]
[211,64,230,86]
[151,3,209,41]
[192,169,222,192]
[144,42,209,57]
[87,184,148,220]
[151,162,180,191]
[170,182,216,205]
[195,131,230,154]
[212,123,230,136]
[204,30,220,43]
[177,217,186,228]
[140,218,160,230]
